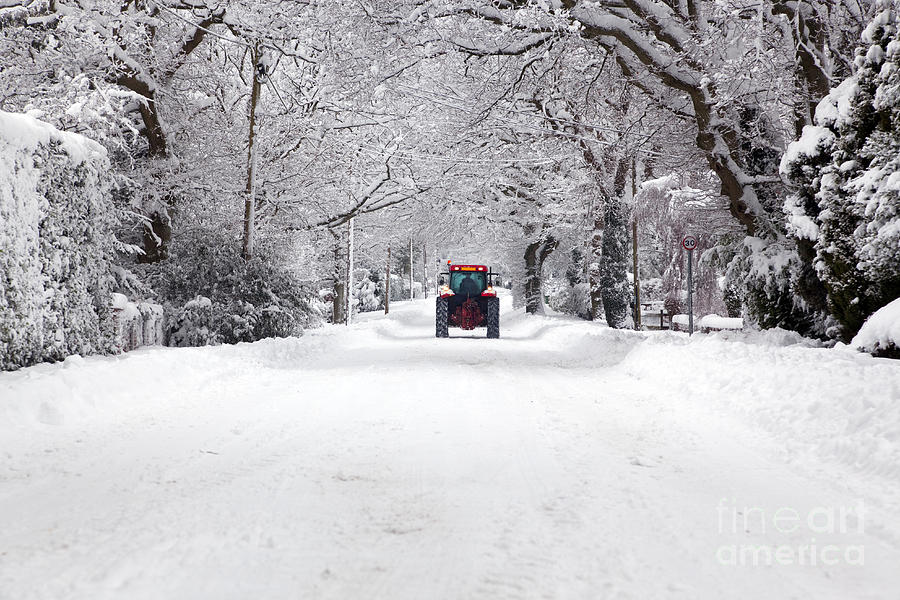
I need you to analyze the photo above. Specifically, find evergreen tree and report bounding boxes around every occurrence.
[599,200,631,329]
[565,247,585,287]
[782,1,900,340]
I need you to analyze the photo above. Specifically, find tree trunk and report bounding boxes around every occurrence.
[138,97,168,159]
[771,1,832,133]
[332,230,346,325]
[345,218,354,325]
[117,80,172,264]
[524,239,541,314]
[689,96,760,236]
[138,207,172,264]
[110,7,226,263]
[524,233,558,315]
[242,44,263,261]
[588,203,604,320]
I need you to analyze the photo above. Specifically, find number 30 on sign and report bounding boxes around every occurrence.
[682,235,697,251]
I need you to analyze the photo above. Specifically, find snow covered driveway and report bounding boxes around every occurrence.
[2,297,899,599]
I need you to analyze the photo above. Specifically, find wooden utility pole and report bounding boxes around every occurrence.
[422,245,428,299]
[633,218,641,329]
[242,43,263,260]
[408,237,414,300]
[630,157,642,329]
[385,245,391,314]
[345,217,354,325]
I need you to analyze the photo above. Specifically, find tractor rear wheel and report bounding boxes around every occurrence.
[436,297,449,338]
[486,297,500,338]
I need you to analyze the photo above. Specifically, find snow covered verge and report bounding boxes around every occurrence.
[0,110,117,371]
[614,329,900,518]
[0,334,318,435]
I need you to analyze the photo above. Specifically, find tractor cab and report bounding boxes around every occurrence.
[446,264,491,297]
[436,263,500,338]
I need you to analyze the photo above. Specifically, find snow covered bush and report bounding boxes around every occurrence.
[544,248,590,319]
[781,4,900,341]
[137,229,316,346]
[353,268,381,313]
[546,279,592,320]
[387,273,409,302]
[0,111,117,370]
[851,297,900,358]
[663,294,682,317]
[545,278,568,313]
[169,296,219,347]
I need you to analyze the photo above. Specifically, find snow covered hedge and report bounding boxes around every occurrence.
[781,5,900,342]
[0,111,117,370]
[137,228,317,347]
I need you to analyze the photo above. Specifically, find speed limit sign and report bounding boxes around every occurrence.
[682,235,697,335]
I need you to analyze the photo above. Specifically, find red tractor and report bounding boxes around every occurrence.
[436,263,500,338]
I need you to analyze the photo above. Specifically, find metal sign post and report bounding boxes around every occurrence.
[682,235,697,335]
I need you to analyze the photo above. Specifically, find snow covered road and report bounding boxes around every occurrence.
[2,297,899,599]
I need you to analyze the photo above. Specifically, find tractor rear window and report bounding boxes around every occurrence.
[450,272,486,295]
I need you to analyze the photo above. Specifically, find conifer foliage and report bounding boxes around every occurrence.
[781,2,900,341]
[599,200,631,329]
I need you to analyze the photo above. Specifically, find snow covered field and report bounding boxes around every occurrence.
[2,295,899,599]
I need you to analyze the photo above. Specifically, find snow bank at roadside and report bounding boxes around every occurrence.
[616,328,900,497]
[0,333,322,435]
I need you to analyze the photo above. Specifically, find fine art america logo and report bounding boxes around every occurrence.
[716,498,866,567]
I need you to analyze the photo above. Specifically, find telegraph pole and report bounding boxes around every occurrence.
[632,219,641,329]
[385,245,391,314]
[423,245,428,299]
